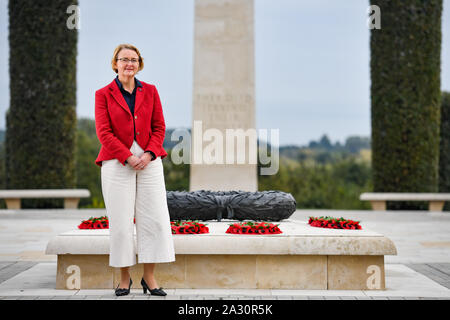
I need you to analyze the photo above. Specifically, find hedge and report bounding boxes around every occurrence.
[370,0,442,210]
[439,92,450,210]
[6,0,78,208]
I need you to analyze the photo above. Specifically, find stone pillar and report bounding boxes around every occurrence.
[190,0,257,192]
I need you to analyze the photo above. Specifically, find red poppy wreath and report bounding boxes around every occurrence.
[78,216,110,229]
[308,216,362,230]
[171,220,209,234]
[226,221,282,234]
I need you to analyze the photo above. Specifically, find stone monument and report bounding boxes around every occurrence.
[190,0,258,192]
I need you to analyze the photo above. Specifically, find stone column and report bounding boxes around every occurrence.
[190,0,257,192]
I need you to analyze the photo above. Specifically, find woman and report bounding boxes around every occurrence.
[95,44,175,297]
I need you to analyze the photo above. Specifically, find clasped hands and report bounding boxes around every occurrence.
[126,152,153,170]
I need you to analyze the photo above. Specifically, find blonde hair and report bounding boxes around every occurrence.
[111,44,144,74]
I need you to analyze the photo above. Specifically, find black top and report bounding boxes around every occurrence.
[115,76,155,161]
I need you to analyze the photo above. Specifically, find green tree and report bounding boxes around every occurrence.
[370,0,442,209]
[259,155,372,210]
[163,149,190,191]
[345,136,371,154]
[76,119,102,208]
[6,0,78,208]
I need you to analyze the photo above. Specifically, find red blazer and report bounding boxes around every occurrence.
[95,78,168,166]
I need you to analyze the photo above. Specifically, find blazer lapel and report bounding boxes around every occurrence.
[134,84,144,114]
[108,80,132,116]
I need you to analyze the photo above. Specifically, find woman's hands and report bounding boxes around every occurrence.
[126,153,153,170]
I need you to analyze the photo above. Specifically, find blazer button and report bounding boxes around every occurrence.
[135,115,138,119]
[137,132,140,135]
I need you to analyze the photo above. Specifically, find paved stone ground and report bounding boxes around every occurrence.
[0,208,449,300]
[0,261,38,284]
[1,295,449,300]
[406,264,450,289]
[0,261,448,300]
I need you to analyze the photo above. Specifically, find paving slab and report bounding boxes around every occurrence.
[0,262,448,299]
[406,263,450,289]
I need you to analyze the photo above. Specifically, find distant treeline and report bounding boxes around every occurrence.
[0,121,372,209]
[280,135,370,164]
[0,129,370,156]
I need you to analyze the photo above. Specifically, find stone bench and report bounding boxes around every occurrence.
[360,192,450,211]
[0,189,91,209]
[45,220,397,290]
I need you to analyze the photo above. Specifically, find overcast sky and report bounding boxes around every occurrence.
[0,0,449,146]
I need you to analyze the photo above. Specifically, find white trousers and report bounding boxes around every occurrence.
[101,140,175,267]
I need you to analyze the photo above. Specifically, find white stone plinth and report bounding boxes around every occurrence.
[45,220,396,290]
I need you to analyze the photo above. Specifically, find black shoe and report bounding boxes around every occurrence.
[115,278,132,296]
[141,278,167,296]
